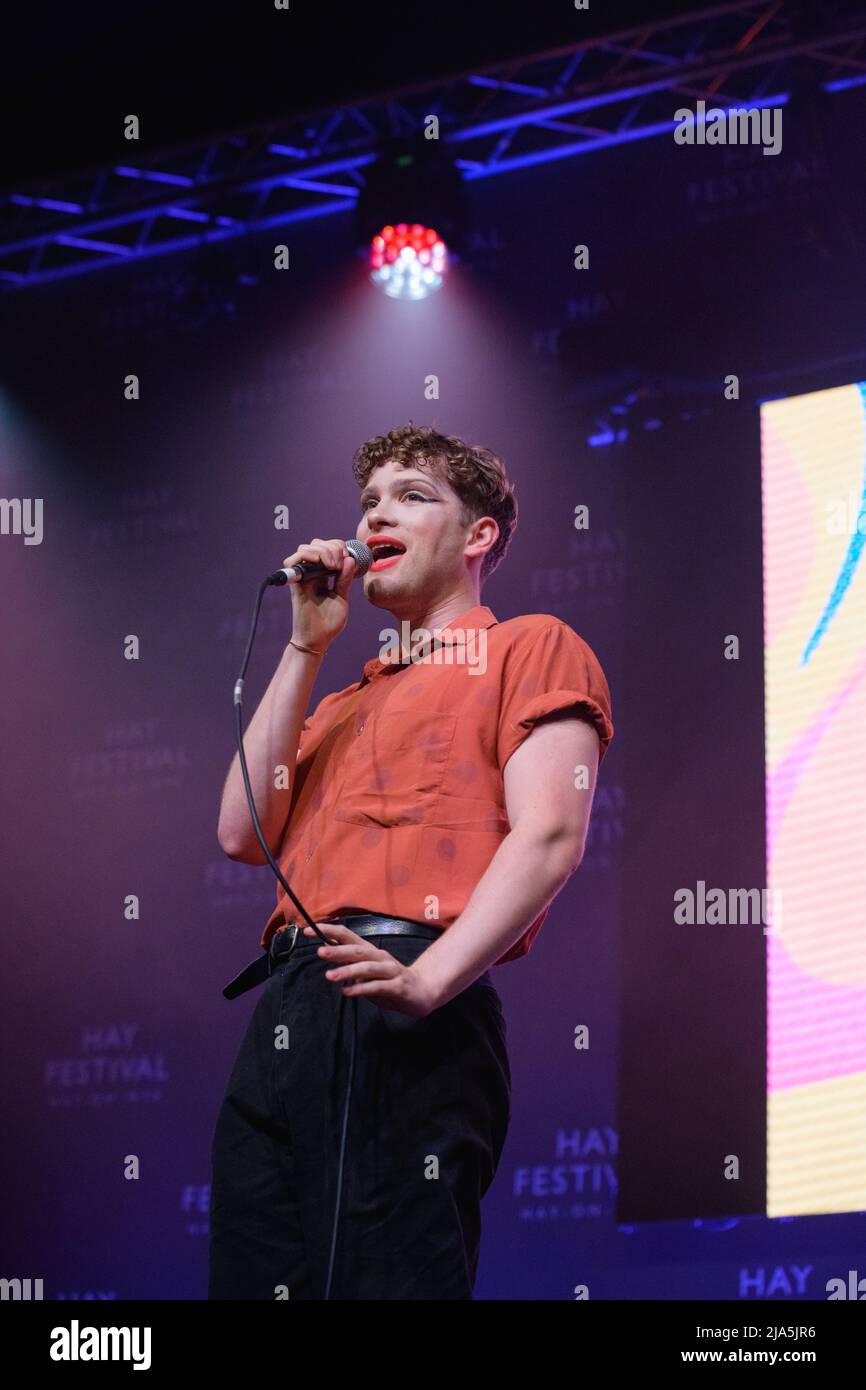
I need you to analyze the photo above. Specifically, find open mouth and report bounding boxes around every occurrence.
[369,542,406,572]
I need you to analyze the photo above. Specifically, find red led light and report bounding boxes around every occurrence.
[368,222,449,298]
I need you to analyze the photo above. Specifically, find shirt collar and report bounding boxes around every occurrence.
[360,604,499,685]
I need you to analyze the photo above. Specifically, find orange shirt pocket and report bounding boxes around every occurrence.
[427,791,509,833]
[333,709,459,828]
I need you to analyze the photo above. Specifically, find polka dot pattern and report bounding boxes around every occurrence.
[259,604,614,971]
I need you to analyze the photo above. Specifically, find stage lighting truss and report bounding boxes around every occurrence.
[3,1,866,291]
[369,224,447,299]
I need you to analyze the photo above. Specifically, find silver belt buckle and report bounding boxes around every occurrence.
[268,924,299,973]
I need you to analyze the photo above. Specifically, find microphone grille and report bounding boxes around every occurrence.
[346,538,373,575]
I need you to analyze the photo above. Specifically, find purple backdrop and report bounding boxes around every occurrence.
[3,81,866,1299]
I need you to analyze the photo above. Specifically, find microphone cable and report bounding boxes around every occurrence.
[232,556,368,1301]
[232,577,331,943]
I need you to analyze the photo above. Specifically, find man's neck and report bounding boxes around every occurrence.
[388,595,482,662]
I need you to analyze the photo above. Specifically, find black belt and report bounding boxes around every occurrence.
[222,913,442,999]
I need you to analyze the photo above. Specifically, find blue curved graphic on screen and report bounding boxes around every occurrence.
[800,381,866,666]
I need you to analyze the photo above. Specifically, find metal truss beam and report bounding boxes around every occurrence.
[3,0,865,291]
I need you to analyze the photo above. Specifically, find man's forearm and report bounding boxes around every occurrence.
[412,823,579,1009]
[217,641,324,860]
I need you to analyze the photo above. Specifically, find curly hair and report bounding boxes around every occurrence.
[351,422,518,585]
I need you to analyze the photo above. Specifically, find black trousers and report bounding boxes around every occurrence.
[208,926,511,1300]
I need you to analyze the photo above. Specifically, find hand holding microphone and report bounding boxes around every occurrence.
[269,538,372,656]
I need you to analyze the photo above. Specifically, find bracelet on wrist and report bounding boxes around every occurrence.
[289,638,326,657]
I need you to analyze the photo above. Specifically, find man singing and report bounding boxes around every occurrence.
[208,422,614,1300]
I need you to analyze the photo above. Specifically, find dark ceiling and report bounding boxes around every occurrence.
[7,0,741,183]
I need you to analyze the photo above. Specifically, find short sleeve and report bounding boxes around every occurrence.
[297,683,357,760]
[297,712,314,759]
[497,620,614,772]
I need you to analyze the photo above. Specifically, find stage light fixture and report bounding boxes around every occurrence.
[355,137,464,300]
[368,222,448,299]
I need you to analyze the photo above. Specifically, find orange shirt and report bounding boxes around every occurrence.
[260,603,614,965]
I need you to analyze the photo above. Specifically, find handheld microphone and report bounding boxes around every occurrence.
[267,538,373,586]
